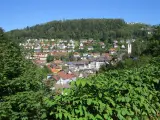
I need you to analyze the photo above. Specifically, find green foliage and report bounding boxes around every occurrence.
[0,91,46,120]
[42,65,52,74]
[43,57,160,119]
[131,39,148,56]
[143,26,160,57]
[99,55,152,72]
[122,55,152,69]
[0,28,24,80]
[0,27,46,119]
[46,54,54,63]
[6,19,150,42]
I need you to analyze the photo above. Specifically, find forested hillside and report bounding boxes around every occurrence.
[6,19,151,42]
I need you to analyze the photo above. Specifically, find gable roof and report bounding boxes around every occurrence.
[57,71,76,80]
[51,68,61,73]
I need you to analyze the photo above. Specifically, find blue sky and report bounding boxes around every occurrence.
[1,0,160,31]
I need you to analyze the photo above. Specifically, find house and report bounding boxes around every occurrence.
[39,53,47,61]
[87,53,93,58]
[69,39,75,44]
[25,54,34,60]
[95,57,109,70]
[58,43,66,50]
[83,53,88,57]
[114,43,118,48]
[54,71,77,85]
[88,38,94,43]
[67,61,89,72]
[113,40,118,44]
[33,59,46,67]
[93,53,101,58]
[62,40,68,43]
[51,39,55,41]
[88,46,94,51]
[67,42,75,49]
[54,60,63,65]
[43,46,50,53]
[99,42,105,48]
[80,39,88,43]
[88,57,108,70]
[67,49,75,52]
[126,40,131,44]
[81,53,88,60]
[79,46,84,50]
[67,57,108,72]
[34,46,41,53]
[73,52,81,58]
[79,43,84,49]
[121,45,125,49]
[120,40,125,43]
[48,64,62,74]
[109,48,117,55]
[101,53,112,60]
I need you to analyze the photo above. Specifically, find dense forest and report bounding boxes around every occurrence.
[0,24,160,119]
[6,19,152,43]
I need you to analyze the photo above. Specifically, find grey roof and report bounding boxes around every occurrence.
[67,61,89,65]
[88,56,108,62]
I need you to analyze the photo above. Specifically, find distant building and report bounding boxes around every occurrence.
[128,43,132,54]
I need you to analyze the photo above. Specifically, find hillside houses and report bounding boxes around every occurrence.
[20,38,132,64]
[66,56,109,72]
[20,38,134,89]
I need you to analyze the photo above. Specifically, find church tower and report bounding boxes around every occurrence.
[128,43,132,55]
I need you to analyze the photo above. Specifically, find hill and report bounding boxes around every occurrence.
[6,18,151,42]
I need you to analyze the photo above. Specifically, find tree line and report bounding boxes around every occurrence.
[6,18,151,43]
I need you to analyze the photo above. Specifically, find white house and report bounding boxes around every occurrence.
[88,46,94,51]
[59,43,66,50]
[54,71,77,85]
[121,45,125,49]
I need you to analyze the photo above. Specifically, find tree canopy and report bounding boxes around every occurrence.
[6,19,150,43]
[0,28,46,119]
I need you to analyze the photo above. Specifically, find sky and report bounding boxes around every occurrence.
[0,0,160,31]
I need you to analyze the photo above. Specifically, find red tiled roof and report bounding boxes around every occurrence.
[57,71,76,80]
[51,69,61,73]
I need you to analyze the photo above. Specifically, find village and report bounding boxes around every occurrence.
[19,38,133,90]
